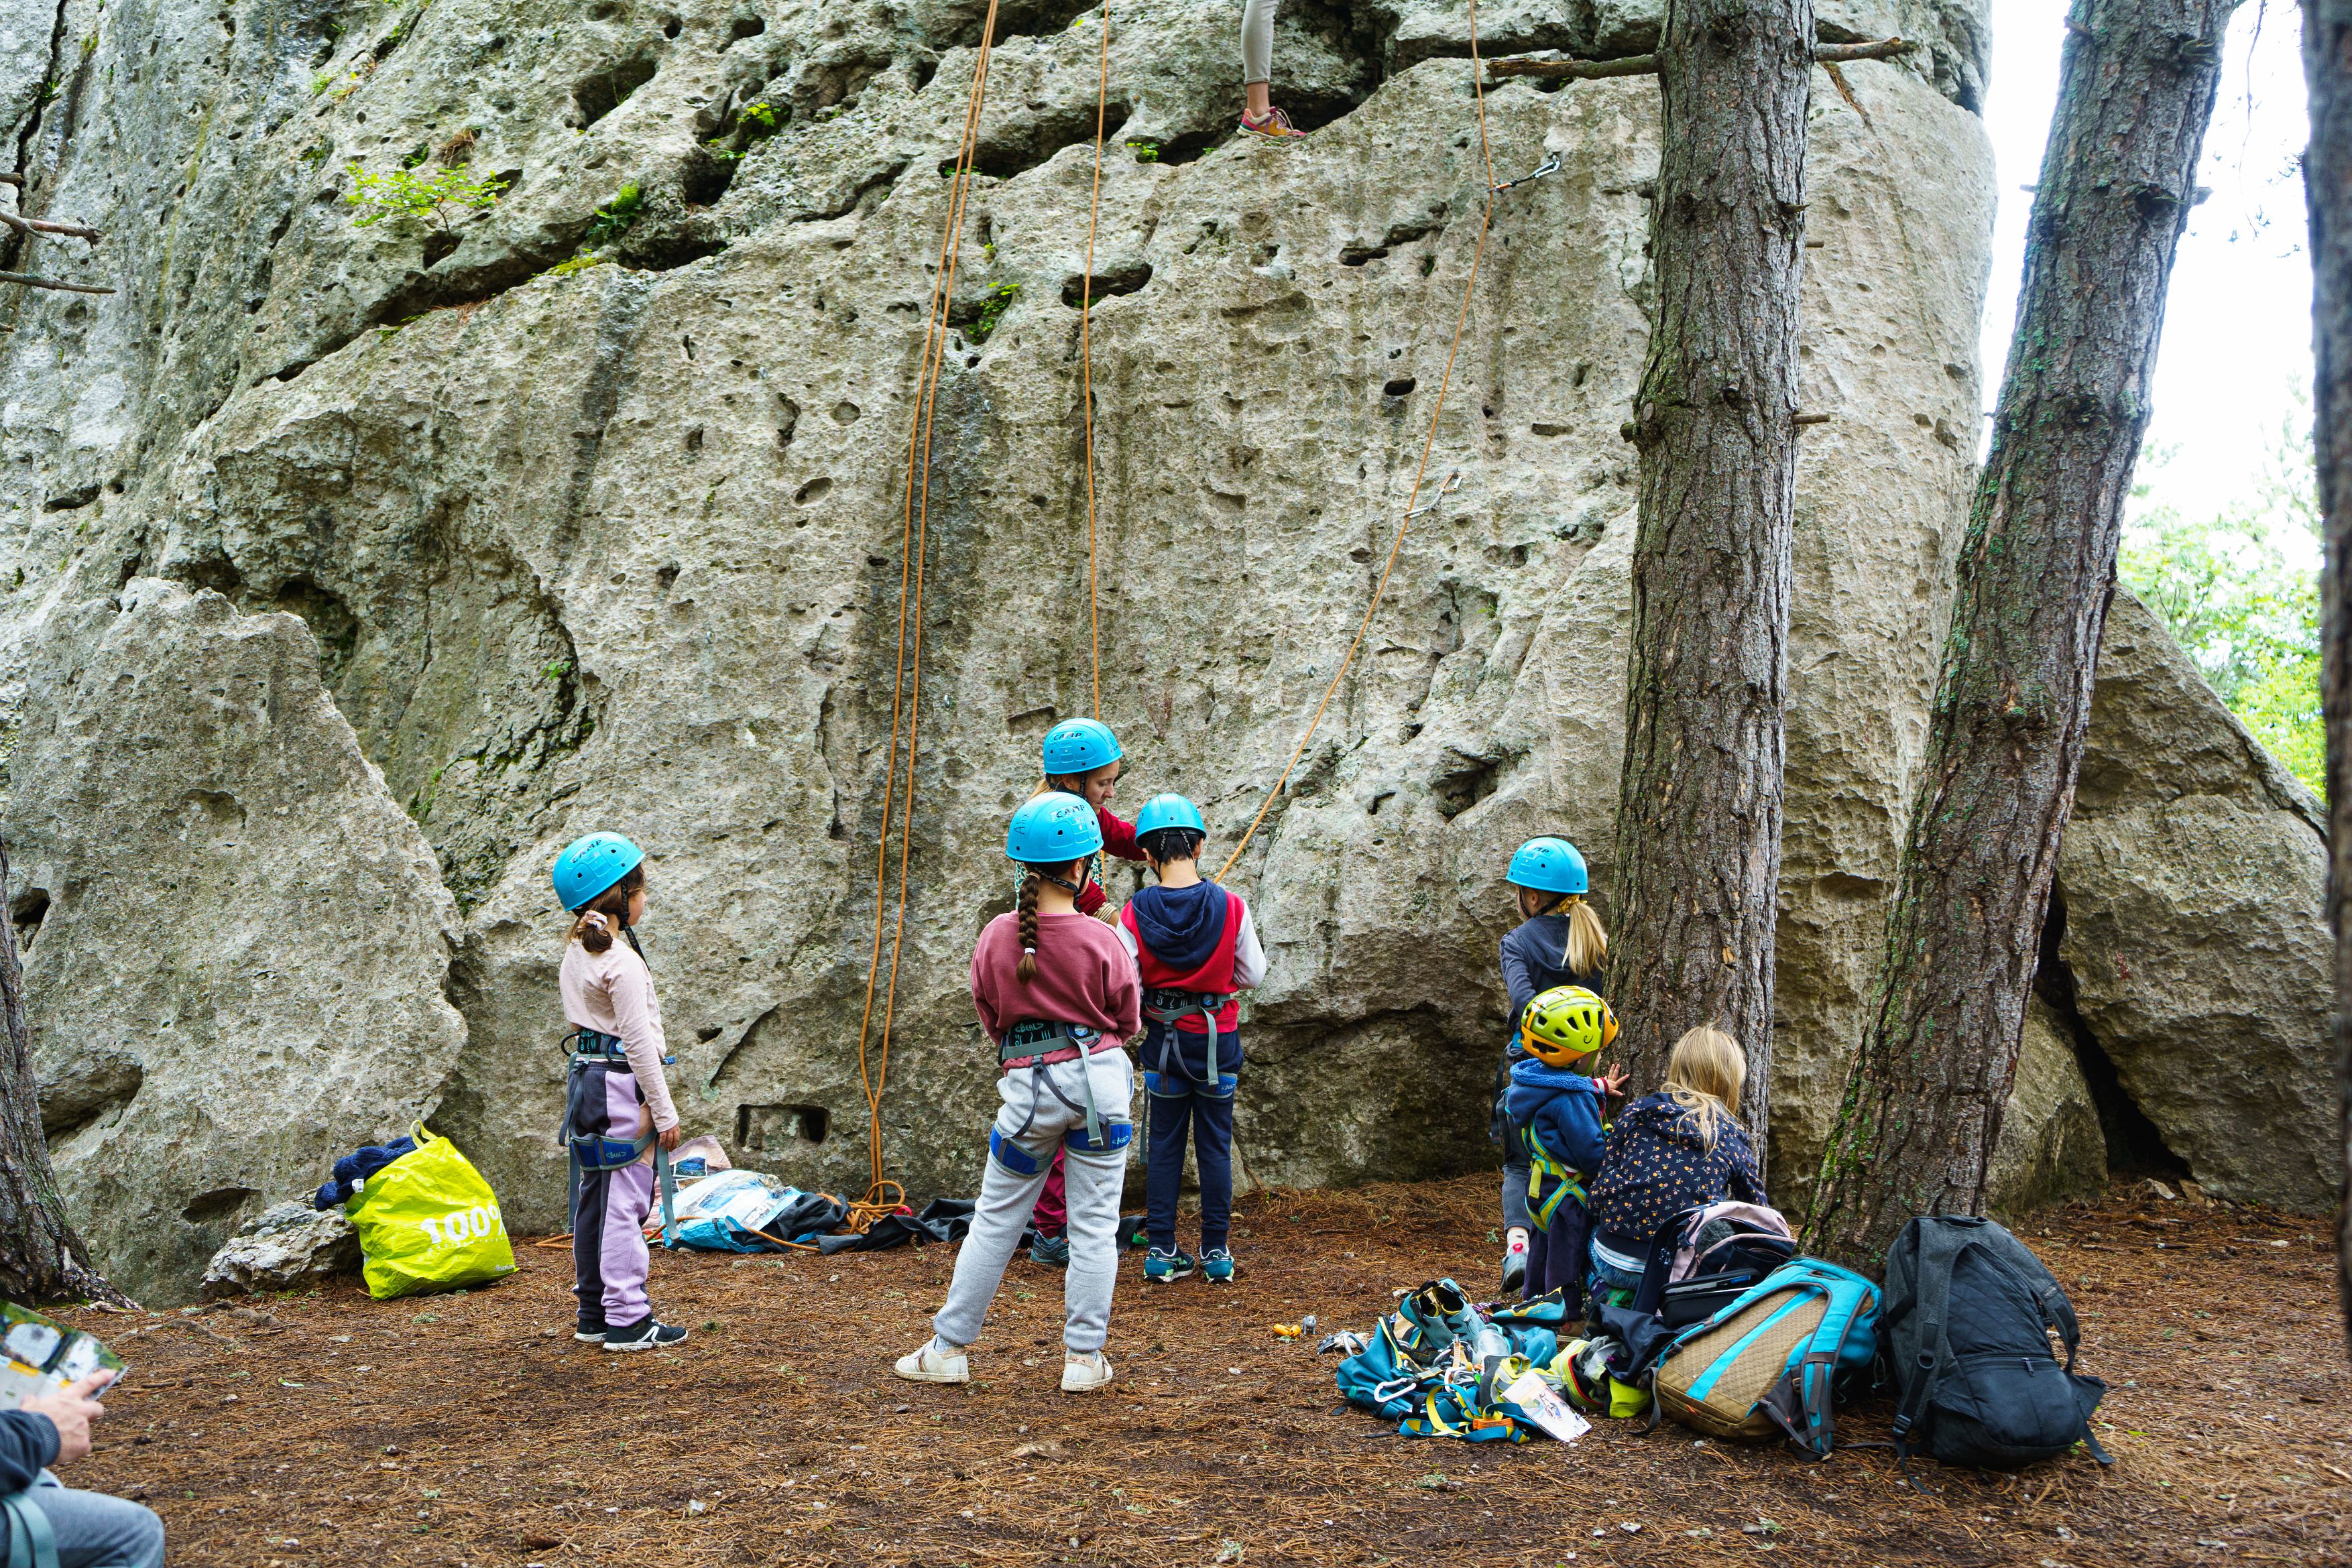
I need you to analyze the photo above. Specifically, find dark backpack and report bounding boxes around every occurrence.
[1881,1216,2113,1471]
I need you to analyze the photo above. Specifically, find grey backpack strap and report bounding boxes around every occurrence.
[3,1489,59,1568]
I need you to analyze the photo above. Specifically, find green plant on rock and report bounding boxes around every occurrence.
[1125,138,1160,162]
[740,99,778,136]
[345,161,509,238]
[967,281,1017,344]
[540,253,607,281]
[581,182,644,249]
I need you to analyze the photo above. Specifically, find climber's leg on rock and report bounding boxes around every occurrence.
[1240,0,1302,139]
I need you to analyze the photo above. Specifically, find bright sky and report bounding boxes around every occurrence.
[1979,0,2313,526]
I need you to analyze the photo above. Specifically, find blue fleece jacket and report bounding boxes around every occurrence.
[1505,1058,1606,1176]
[1126,882,1229,972]
[0,1410,59,1493]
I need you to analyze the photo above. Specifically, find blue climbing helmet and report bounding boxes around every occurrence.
[1507,836,1588,896]
[1041,717,1122,779]
[1133,792,1206,838]
[552,831,645,911]
[1006,791,1104,865]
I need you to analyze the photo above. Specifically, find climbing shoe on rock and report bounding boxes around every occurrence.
[1144,1247,1196,1283]
[1061,1350,1115,1392]
[1240,107,1305,141]
[602,1319,688,1352]
[894,1337,972,1384]
[1030,1232,1071,1268]
[1202,1247,1238,1283]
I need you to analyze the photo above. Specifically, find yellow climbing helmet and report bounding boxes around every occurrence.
[1520,985,1616,1068]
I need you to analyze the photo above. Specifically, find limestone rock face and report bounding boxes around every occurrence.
[201,1201,363,1300]
[1985,998,2107,1217]
[0,0,2328,1298]
[2058,593,2336,1212]
[7,582,467,1303]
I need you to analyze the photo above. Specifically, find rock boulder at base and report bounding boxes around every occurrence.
[200,1201,363,1300]
[8,582,469,1305]
[1985,998,2108,1216]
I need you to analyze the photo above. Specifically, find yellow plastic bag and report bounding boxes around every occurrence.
[346,1125,518,1300]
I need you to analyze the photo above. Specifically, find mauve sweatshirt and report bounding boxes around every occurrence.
[969,910,1141,1057]
[559,937,681,1134]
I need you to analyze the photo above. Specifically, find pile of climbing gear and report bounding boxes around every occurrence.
[1334,1279,1596,1443]
[339,1124,518,1300]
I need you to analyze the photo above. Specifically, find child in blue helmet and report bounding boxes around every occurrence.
[1025,717,1148,1268]
[552,833,687,1351]
[897,793,1140,1394]
[1115,794,1266,1284]
[1493,837,1617,1294]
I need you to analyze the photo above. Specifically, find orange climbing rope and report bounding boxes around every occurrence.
[1214,0,1505,884]
[1081,2,1112,715]
[852,1,1004,1219]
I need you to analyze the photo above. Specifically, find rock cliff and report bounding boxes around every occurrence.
[0,0,2328,1299]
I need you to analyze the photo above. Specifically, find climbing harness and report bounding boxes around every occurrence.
[561,1026,680,1249]
[1142,987,1236,1098]
[1214,0,1533,884]
[994,1020,1133,1159]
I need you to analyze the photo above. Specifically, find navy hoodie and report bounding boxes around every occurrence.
[1505,1059,1606,1177]
[1127,882,1228,971]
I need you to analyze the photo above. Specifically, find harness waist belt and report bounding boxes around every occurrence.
[998,1019,1110,1069]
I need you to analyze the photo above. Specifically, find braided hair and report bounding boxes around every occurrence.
[1015,871,1043,983]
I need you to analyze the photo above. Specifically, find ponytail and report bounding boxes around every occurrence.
[567,864,646,956]
[1559,894,1608,976]
[1015,873,1041,983]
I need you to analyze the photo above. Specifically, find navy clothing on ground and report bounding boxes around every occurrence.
[1145,1078,1236,1254]
[0,1412,58,1493]
[312,1136,419,1209]
[1588,1091,1766,1245]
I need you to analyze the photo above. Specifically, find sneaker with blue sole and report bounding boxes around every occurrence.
[1030,1233,1071,1268]
[1144,1247,1196,1283]
[1202,1247,1237,1283]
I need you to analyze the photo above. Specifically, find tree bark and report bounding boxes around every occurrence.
[2302,0,2352,1358]
[1807,0,2238,1272]
[1605,0,1815,1166]
[0,836,125,1305]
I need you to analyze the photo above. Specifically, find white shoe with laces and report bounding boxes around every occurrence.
[1061,1349,1114,1392]
[894,1337,971,1384]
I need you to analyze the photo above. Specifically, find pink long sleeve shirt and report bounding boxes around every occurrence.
[558,938,681,1135]
[969,910,1141,1057]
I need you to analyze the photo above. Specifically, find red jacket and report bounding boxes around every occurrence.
[1120,889,1245,1034]
[1075,806,1141,916]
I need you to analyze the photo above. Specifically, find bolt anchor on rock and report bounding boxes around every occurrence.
[1492,154,1561,194]
[1405,468,1464,518]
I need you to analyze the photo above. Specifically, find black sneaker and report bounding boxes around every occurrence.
[601,1319,689,1352]
[574,1321,607,1344]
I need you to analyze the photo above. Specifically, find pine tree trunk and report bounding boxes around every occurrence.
[1808,0,2238,1272]
[2302,0,2352,1358]
[1606,0,1815,1164]
[0,835,125,1306]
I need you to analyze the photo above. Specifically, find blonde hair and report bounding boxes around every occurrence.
[1664,1024,1746,1148]
[1557,894,1608,975]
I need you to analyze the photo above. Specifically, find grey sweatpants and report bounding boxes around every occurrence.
[933,1050,1134,1354]
[11,1471,166,1568]
[1243,0,1277,84]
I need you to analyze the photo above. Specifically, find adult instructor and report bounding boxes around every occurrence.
[3,1372,165,1567]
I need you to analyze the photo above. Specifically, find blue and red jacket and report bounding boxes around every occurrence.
[1121,884,1247,1034]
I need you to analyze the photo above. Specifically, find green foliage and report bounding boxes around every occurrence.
[582,182,643,249]
[310,70,335,96]
[2119,411,2324,796]
[740,100,778,136]
[1125,138,1160,163]
[540,253,606,280]
[345,161,508,235]
[967,282,1017,343]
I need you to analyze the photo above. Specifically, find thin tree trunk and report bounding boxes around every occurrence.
[1808,0,2237,1272]
[1606,0,1815,1166]
[0,837,125,1305]
[2302,0,2352,1358]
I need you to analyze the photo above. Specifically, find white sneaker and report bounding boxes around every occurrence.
[893,1338,970,1384]
[1061,1349,1114,1392]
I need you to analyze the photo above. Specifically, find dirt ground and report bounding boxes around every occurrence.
[52,1174,2349,1568]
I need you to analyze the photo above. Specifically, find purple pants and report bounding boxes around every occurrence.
[1523,1195,1591,1315]
[569,1062,653,1333]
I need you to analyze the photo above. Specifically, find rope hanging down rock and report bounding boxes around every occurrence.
[853,0,1004,1217]
[1215,0,1532,884]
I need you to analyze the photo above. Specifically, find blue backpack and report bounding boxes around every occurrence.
[1649,1257,1880,1458]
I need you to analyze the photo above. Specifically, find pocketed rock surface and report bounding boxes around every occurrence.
[72,1174,2350,1567]
[0,0,2333,1300]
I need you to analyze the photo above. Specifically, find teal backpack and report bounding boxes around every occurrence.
[1649,1257,1881,1458]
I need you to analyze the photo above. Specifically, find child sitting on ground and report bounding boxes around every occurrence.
[897,792,1140,1393]
[1505,986,1618,1309]
[1586,1024,1767,1303]
[1114,794,1266,1284]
